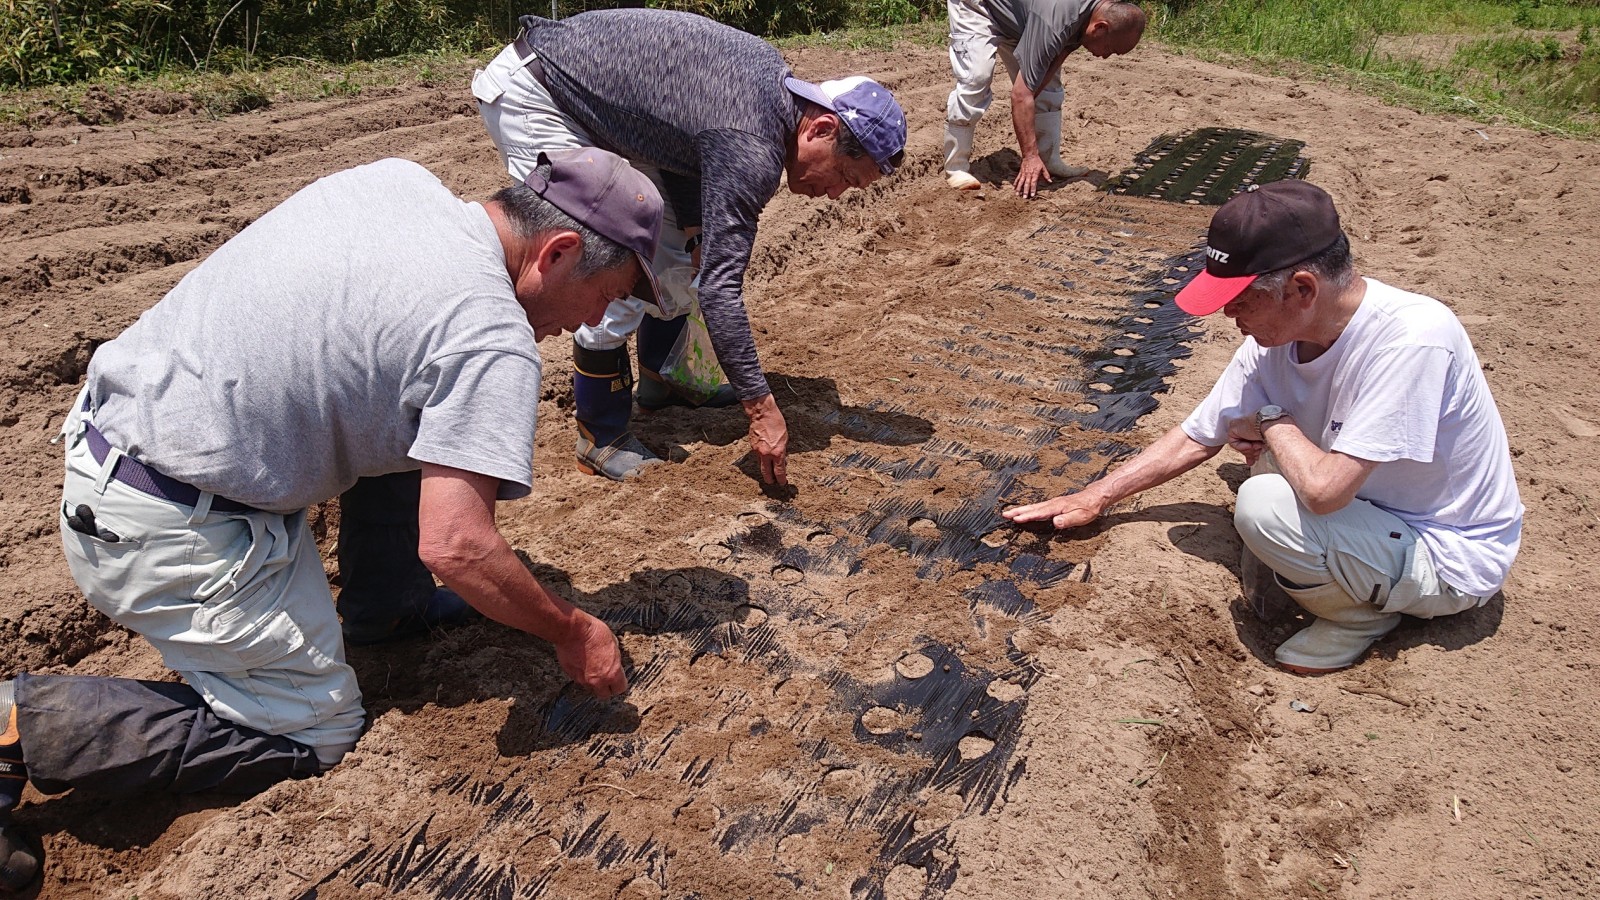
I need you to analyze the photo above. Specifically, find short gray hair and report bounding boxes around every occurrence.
[1249,232,1355,295]
[1098,1,1147,35]
[491,164,635,278]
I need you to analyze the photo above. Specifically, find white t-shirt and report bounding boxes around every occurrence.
[1182,278,1523,596]
[88,159,542,513]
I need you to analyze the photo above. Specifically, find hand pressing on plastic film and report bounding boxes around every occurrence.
[743,393,789,486]
[1003,489,1107,531]
[555,610,628,700]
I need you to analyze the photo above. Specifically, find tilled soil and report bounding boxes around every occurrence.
[1,40,1597,900]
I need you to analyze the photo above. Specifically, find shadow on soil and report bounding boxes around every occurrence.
[971,147,1110,191]
[636,372,935,488]
[347,565,751,754]
[1228,583,1507,672]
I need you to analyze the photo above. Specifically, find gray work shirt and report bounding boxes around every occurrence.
[87,159,543,513]
[983,0,1098,93]
[521,9,800,401]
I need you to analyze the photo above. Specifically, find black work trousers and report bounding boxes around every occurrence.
[14,674,320,802]
[334,470,439,642]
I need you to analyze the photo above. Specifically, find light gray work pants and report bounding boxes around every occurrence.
[1234,462,1487,619]
[56,390,363,768]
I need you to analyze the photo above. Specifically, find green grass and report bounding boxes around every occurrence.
[0,51,482,127]
[0,11,951,128]
[775,15,945,51]
[1149,0,1600,135]
[6,2,1599,138]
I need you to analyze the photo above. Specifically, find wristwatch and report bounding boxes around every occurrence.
[1255,404,1288,435]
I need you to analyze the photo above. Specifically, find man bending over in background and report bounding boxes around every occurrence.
[474,8,907,483]
[944,0,1145,197]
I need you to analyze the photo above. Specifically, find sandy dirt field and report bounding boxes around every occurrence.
[1,37,1597,900]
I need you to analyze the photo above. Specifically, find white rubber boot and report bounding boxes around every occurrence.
[1274,580,1402,674]
[943,122,981,190]
[1035,112,1090,179]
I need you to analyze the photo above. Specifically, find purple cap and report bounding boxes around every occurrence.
[523,148,663,305]
[785,75,907,175]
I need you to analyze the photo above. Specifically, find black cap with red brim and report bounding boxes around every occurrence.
[1175,180,1343,316]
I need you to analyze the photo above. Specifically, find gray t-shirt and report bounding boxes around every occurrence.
[521,9,797,401]
[87,158,542,514]
[983,0,1097,93]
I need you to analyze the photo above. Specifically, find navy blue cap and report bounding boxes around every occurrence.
[785,75,907,175]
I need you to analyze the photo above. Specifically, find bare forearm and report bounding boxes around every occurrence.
[1011,84,1040,156]
[424,529,582,645]
[1260,420,1366,514]
[1084,426,1222,508]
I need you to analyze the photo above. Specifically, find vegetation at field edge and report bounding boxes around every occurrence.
[1,1,1596,137]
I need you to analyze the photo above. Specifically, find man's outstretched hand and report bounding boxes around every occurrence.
[1014,153,1052,198]
[744,393,790,486]
[1002,490,1105,530]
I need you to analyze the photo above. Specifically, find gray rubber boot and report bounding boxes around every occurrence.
[574,342,663,481]
[1274,580,1402,674]
[576,432,663,481]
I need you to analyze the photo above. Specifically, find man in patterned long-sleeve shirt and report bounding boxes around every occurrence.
[473,9,907,484]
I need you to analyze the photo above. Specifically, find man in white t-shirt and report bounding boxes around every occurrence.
[1005,180,1523,674]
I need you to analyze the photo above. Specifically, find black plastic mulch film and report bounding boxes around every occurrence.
[1102,127,1310,205]
[297,130,1307,900]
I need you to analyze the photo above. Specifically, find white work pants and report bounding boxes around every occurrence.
[473,42,696,351]
[58,391,363,766]
[945,0,1064,126]
[1234,468,1488,620]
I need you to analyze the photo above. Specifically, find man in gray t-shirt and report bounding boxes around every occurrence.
[0,149,661,890]
[945,0,1145,197]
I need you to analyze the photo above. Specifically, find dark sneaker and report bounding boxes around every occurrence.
[0,824,40,895]
[343,588,480,646]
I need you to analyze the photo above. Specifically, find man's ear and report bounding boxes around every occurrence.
[1288,270,1320,306]
[1084,19,1109,41]
[534,230,584,275]
[804,111,841,143]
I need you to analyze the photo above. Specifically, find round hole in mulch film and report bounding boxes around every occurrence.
[895,652,935,680]
[861,706,900,735]
[772,564,804,586]
[958,732,996,760]
[807,529,839,547]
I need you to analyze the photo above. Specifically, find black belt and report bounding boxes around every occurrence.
[82,419,257,514]
[512,34,550,88]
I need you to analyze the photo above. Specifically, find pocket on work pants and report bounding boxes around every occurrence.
[471,63,506,105]
[1320,514,1415,611]
[163,511,305,676]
